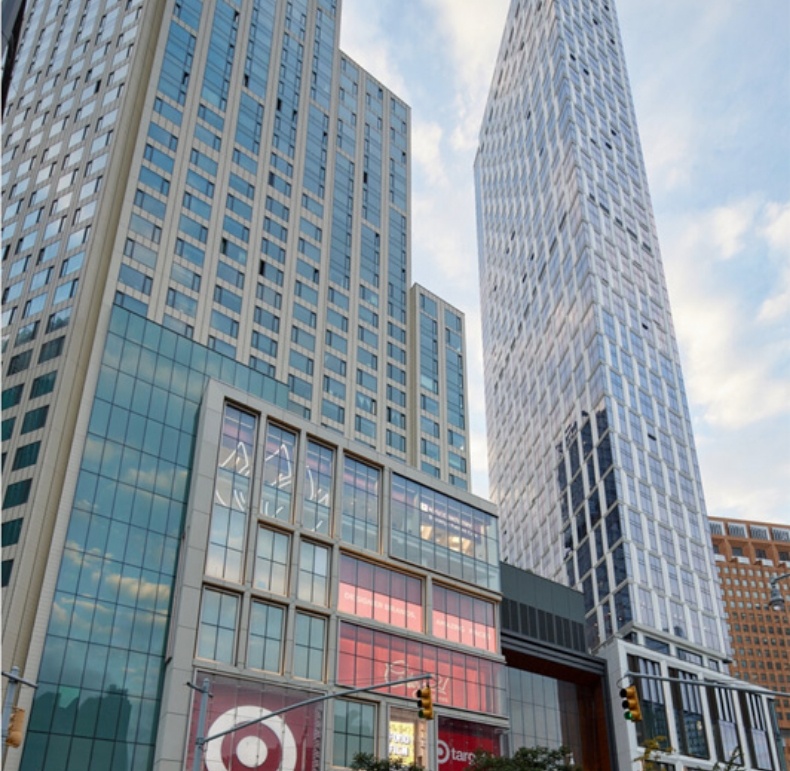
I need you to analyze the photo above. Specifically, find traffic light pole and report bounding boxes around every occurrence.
[190,673,435,771]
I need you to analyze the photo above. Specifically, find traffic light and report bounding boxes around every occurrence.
[6,706,26,748]
[416,685,434,720]
[619,685,642,722]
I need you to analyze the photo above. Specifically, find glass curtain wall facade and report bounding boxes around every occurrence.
[475,0,724,658]
[16,312,505,769]
[475,0,782,768]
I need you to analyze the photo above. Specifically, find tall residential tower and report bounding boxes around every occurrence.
[1,1,503,769]
[475,0,782,768]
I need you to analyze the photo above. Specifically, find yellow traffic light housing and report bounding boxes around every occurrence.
[6,706,26,748]
[619,685,642,722]
[416,685,434,720]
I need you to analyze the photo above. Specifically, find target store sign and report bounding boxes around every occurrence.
[187,674,323,771]
[437,716,503,771]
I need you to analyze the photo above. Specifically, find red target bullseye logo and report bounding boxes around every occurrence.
[204,706,297,771]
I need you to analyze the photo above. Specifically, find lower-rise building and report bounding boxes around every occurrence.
[709,517,790,769]
[15,306,507,771]
[500,564,615,770]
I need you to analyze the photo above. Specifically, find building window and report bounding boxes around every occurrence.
[197,588,238,664]
[390,475,499,590]
[1,518,23,546]
[247,601,284,673]
[630,655,670,749]
[338,554,423,632]
[433,585,497,652]
[669,669,710,758]
[207,405,256,582]
[14,320,39,347]
[707,687,742,766]
[7,349,33,375]
[740,691,774,770]
[30,371,57,398]
[321,399,345,424]
[338,622,505,715]
[333,699,375,768]
[2,479,32,508]
[1,384,24,408]
[261,423,297,521]
[254,527,290,595]
[341,457,380,551]
[12,441,41,470]
[293,613,325,680]
[302,441,333,535]
[38,336,65,363]
[47,307,72,333]
[355,414,376,439]
[21,405,49,433]
[1,560,12,587]
[297,541,329,606]
[2,417,15,442]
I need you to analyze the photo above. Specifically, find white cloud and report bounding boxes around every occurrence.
[662,198,790,524]
[696,418,790,526]
[422,0,509,153]
[709,200,758,260]
[411,119,447,189]
[757,202,790,324]
[425,0,509,99]
[665,199,790,430]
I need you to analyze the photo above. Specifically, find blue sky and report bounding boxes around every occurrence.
[340,0,790,526]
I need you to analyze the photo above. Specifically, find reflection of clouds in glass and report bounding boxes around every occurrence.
[83,435,104,468]
[108,572,171,606]
[50,593,77,634]
[132,464,189,497]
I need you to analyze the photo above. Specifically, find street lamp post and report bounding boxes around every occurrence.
[767,572,790,612]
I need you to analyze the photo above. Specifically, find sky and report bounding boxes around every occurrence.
[339,0,790,527]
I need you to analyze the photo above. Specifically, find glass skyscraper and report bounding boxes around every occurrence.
[475,0,782,768]
[1,1,499,769]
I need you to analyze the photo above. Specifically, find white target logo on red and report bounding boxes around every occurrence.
[204,706,298,771]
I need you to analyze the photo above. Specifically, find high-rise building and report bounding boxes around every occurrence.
[1,0,498,769]
[475,0,782,768]
[708,517,790,768]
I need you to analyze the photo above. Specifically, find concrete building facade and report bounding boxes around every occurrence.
[1,0,484,768]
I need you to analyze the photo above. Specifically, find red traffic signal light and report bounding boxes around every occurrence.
[416,685,434,720]
[619,685,642,722]
[6,706,26,748]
